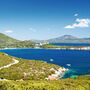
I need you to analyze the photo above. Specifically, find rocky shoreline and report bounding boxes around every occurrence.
[46,67,68,80]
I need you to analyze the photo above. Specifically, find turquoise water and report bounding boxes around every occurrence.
[0,48,90,78]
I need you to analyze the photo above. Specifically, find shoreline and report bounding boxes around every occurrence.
[0,53,68,81]
[44,47,90,50]
[46,67,69,80]
[0,47,90,50]
[0,49,89,80]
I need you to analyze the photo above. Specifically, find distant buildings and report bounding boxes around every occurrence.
[35,42,49,48]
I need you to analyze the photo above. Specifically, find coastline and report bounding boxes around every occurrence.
[0,53,68,80]
[0,46,90,50]
[44,47,90,50]
[46,67,69,80]
[0,47,42,50]
[0,47,90,80]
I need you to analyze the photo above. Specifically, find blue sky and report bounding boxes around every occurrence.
[0,0,90,40]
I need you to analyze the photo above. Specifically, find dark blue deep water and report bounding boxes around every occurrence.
[51,43,90,46]
[0,48,90,78]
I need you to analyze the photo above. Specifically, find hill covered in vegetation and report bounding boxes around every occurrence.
[0,53,90,90]
[0,78,90,90]
[0,53,13,67]
[8,40,35,48]
[0,33,19,48]
[0,53,60,80]
[0,33,35,48]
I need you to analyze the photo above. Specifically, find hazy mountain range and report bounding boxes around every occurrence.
[0,33,90,45]
[46,35,90,43]
[32,35,90,43]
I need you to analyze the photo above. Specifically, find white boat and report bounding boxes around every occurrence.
[50,59,54,62]
[66,64,71,67]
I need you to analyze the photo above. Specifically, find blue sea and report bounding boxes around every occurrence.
[0,45,90,78]
[51,43,90,46]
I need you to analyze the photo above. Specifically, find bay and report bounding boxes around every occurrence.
[0,48,90,78]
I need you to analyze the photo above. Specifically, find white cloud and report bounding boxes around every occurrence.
[74,13,78,17]
[65,18,90,29]
[5,30,13,33]
[65,25,74,29]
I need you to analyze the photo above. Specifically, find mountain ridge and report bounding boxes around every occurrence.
[0,33,90,44]
[0,33,19,45]
[0,33,35,48]
[31,35,90,43]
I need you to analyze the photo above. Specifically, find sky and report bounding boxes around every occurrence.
[0,0,90,40]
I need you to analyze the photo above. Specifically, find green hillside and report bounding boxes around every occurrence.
[0,79,90,90]
[0,33,35,48]
[0,53,60,80]
[0,33,19,44]
[8,40,35,48]
[0,53,90,90]
[0,53,13,67]
[0,33,19,47]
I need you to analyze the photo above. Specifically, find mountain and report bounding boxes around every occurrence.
[31,35,90,43]
[46,35,90,43]
[0,33,35,48]
[55,35,79,40]
[0,33,19,45]
[1,33,90,46]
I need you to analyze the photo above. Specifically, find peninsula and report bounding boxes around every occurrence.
[0,52,90,90]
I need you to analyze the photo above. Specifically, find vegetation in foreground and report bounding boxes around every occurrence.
[0,53,60,80]
[0,78,90,90]
[0,53,13,67]
[0,53,90,90]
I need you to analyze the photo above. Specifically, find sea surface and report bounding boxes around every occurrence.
[0,47,90,78]
[51,43,90,46]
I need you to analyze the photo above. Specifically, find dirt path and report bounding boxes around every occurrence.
[0,58,19,70]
